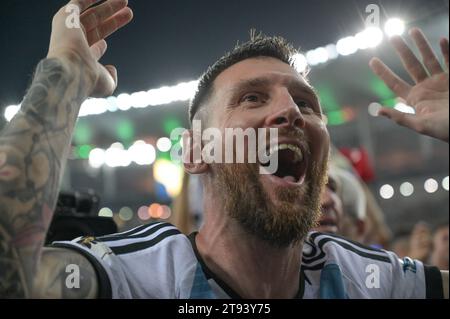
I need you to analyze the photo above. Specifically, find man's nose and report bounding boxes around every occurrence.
[264,89,305,129]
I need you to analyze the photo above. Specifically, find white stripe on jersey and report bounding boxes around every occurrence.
[98,223,179,248]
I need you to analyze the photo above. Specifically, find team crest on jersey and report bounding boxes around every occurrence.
[77,236,97,248]
[402,257,417,273]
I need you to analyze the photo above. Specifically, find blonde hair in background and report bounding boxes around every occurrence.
[169,173,197,235]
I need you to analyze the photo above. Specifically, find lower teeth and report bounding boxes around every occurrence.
[282,176,296,183]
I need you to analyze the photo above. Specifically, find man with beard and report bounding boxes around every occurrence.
[315,167,367,244]
[314,170,345,236]
[0,0,448,298]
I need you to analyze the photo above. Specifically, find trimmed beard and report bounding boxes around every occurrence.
[214,159,328,248]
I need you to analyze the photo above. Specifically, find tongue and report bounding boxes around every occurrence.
[282,175,296,183]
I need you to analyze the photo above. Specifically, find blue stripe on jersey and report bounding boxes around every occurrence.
[319,263,347,299]
[189,263,216,299]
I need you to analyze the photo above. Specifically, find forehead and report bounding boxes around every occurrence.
[213,57,310,93]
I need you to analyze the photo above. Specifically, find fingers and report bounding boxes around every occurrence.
[369,58,411,99]
[391,35,428,83]
[89,39,108,61]
[69,0,101,13]
[377,106,421,133]
[440,38,449,70]
[86,7,133,46]
[409,28,444,75]
[80,0,128,33]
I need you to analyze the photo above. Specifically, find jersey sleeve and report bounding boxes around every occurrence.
[51,236,133,299]
[50,222,198,299]
[386,251,444,299]
[303,232,444,299]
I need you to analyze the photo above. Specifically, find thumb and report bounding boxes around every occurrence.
[90,64,117,97]
[104,64,118,86]
[378,107,418,130]
[90,40,108,61]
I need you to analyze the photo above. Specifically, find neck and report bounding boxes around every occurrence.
[196,190,303,299]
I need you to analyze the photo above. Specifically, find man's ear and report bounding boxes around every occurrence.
[182,129,208,174]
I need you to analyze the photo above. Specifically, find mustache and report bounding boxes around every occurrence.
[277,127,306,143]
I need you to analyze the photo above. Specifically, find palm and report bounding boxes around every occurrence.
[411,73,448,112]
[370,28,449,142]
[47,0,133,97]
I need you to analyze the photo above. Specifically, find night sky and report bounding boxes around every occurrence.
[1,0,448,108]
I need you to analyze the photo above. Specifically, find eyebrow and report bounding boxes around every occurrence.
[227,75,320,104]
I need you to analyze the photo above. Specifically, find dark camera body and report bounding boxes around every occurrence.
[45,191,117,244]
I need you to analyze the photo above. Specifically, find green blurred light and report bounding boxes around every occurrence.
[316,86,340,112]
[78,145,92,159]
[117,119,135,142]
[74,121,92,145]
[157,151,172,161]
[381,98,396,108]
[170,134,182,145]
[326,110,346,126]
[370,77,394,100]
[163,118,182,136]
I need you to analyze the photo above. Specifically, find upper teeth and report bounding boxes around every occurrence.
[268,144,303,163]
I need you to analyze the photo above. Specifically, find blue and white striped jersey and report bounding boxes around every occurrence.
[53,221,443,299]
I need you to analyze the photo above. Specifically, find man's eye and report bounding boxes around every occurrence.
[296,100,312,109]
[243,94,260,103]
[327,183,337,193]
[327,179,338,192]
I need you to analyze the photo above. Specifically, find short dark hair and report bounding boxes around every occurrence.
[189,33,307,124]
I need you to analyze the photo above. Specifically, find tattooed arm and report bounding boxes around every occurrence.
[32,248,98,298]
[0,0,132,298]
[0,56,92,298]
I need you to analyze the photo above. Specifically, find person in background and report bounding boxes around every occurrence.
[170,173,203,234]
[391,222,448,270]
[360,183,393,248]
[430,224,449,270]
[316,167,368,242]
[337,169,367,242]
[408,222,433,263]
[315,169,344,235]
[329,146,392,248]
[407,221,449,270]
[390,232,412,259]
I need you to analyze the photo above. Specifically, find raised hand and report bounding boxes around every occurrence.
[0,0,132,298]
[47,0,133,97]
[370,28,449,142]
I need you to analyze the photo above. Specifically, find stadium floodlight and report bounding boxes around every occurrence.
[385,18,405,37]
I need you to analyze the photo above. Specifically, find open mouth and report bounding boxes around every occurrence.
[319,218,337,227]
[260,142,307,186]
[317,210,338,233]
